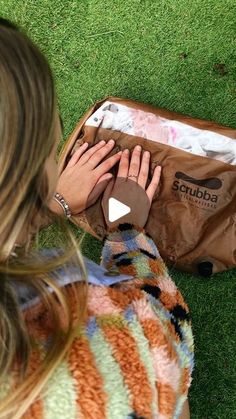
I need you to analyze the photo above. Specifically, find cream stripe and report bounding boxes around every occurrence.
[128,316,158,416]
[174,394,187,419]
[90,328,131,419]
[42,361,78,419]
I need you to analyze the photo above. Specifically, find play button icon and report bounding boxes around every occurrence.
[108,197,131,222]
[85,176,151,242]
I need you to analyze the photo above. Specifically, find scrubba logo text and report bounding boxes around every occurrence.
[172,172,222,207]
[172,181,218,202]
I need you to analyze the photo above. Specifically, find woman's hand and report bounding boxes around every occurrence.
[50,140,122,216]
[102,145,162,229]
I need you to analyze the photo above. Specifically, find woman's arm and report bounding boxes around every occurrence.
[101,223,194,418]
[101,223,190,315]
[37,140,122,230]
[101,223,168,281]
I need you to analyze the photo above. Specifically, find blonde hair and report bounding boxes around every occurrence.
[0,18,88,418]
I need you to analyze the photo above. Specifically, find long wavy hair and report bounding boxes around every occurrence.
[0,18,88,418]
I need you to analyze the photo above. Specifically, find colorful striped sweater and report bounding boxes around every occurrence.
[1,225,194,418]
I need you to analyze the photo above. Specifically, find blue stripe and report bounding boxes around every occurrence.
[86,316,98,339]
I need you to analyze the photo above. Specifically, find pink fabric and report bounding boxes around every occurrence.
[87,286,121,315]
[157,277,177,295]
[130,109,169,143]
[132,297,160,321]
[151,347,181,392]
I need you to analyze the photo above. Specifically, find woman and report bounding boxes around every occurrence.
[0,18,194,419]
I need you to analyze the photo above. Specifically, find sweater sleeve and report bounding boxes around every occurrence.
[101,223,169,284]
[100,223,192,312]
[100,223,194,374]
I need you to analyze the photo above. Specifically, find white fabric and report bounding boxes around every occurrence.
[85,101,236,165]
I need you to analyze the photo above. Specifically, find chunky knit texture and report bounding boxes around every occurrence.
[1,225,194,418]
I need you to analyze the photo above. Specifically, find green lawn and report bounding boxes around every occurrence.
[1,1,236,417]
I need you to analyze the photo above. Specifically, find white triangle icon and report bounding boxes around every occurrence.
[108,197,131,222]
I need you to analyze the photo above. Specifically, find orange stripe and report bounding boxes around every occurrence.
[68,336,107,419]
[118,264,137,277]
[159,290,178,311]
[21,347,44,419]
[106,286,132,310]
[65,282,88,325]
[176,290,189,312]
[138,318,180,415]
[108,276,186,416]
[100,320,153,417]
[157,382,176,417]
[107,285,143,311]
[141,319,178,362]
[149,258,167,276]
[181,367,190,395]
[159,287,189,313]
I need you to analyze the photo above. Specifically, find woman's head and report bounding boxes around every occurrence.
[0,17,61,260]
[0,18,87,418]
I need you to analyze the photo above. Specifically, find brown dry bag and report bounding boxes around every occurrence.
[58,96,236,276]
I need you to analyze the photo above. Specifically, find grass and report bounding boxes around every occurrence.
[1,1,236,417]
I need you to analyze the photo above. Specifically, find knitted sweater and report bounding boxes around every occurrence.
[1,225,194,419]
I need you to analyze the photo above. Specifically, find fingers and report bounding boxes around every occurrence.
[86,139,117,169]
[66,142,89,168]
[128,145,142,180]
[101,177,115,220]
[94,151,122,177]
[103,177,115,202]
[96,172,114,184]
[117,149,129,178]
[75,140,107,166]
[138,150,150,188]
[88,173,113,206]
[146,166,162,203]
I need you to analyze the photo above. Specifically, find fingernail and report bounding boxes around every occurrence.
[136,145,141,151]
[124,149,129,154]
[108,139,115,144]
[83,142,88,146]
[144,151,150,156]
[100,140,106,144]
[117,151,122,155]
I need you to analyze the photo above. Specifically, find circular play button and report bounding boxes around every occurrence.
[108,197,131,222]
[85,177,150,242]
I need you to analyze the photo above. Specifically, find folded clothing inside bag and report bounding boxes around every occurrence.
[58,96,236,276]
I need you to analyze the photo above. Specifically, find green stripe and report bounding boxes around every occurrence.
[134,254,153,278]
[43,361,77,419]
[128,316,158,416]
[90,328,131,419]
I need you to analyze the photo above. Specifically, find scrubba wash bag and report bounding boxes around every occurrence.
[58,97,236,276]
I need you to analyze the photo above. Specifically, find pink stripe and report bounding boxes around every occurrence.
[132,296,181,392]
[158,414,168,419]
[157,276,177,295]
[110,241,127,254]
[136,235,157,254]
[151,347,181,392]
[87,286,121,315]
[132,297,158,321]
